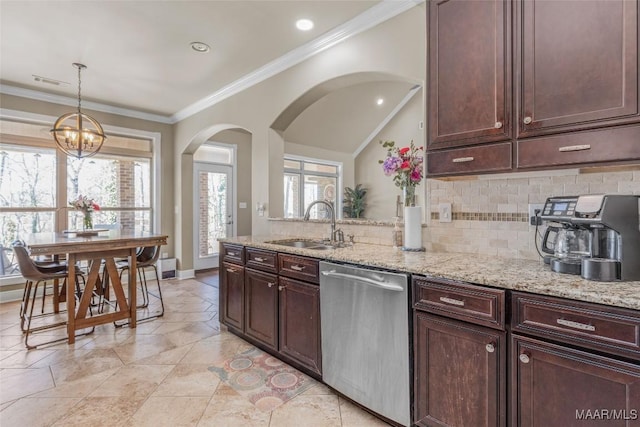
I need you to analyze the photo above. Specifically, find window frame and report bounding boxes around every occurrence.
[283,154,343,219]
[0,108,162,287]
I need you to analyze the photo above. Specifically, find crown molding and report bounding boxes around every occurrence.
[1,0,424,126]
[0,84,174,124]
[172,0,424,122]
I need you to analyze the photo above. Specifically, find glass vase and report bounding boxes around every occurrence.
[403,186,416,207]
[83,211,93,230]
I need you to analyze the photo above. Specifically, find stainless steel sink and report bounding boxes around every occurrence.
[266,239,338,250]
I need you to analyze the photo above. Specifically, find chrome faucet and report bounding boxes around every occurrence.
[303,200,343,244]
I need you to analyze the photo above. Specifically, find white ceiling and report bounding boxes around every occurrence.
[0,0,420,122]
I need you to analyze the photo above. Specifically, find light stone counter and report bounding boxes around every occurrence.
[220,236,640,311]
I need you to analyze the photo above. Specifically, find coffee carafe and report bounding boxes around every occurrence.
[543,225,591,275]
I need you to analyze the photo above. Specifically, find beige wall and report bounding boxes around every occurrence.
[172,5,425,270]
[355,88,425,220]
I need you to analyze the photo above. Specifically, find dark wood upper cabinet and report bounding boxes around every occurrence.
[428,0,512,149]
[427,0,640,176]
[517,0,639,138]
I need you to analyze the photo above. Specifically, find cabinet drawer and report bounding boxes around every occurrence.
[511,292,640,360]
[413,277,505,330]
[278,254,319,284]
[426,142,512,177]
[221,243,244,265]
[517,124,640,169]
[246,248,277,273]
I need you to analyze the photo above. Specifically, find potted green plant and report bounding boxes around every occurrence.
[343,184,367,219]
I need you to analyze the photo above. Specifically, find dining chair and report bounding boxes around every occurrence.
[113,245,164,325]
[12,243,92,349]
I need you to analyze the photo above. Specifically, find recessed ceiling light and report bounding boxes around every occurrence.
[376,97,384,106]
[296,19,314,31]
[190,41,211,53]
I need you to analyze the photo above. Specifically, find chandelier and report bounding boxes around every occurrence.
[51,63,106,158]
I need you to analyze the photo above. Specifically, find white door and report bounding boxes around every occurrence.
[193,162,233,270]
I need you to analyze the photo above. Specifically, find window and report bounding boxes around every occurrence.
[0,117,155,278]
[66,155,151,232]
[283,156,341,219]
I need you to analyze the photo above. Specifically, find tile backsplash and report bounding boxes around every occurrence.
[269,166,640,260]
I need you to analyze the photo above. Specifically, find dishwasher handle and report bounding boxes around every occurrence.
[321,270,404,292]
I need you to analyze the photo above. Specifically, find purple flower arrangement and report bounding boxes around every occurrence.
[379,140,424,190]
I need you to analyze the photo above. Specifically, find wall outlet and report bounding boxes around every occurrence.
[439,203,452,223]
[528,203,544,226]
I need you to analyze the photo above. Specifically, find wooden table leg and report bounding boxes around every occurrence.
[128,248,137,328]
[67,254,76,344]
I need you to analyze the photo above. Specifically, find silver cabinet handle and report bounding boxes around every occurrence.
[558,144,591,152]
[556,318,596,332]
[278,285,286,291]
[225,268,237,274]
[439,296,465,307]
[519,353,530,364]
[495,121,503,129]
[227,252,236,257]
[523,116,532,124]
[290,265,305,271]
[267,282,275,288]
[254,257,265,262]
[452,157,474,163]
[486,343,495,353]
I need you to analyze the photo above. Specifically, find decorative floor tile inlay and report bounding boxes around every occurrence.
[208,346,315,412]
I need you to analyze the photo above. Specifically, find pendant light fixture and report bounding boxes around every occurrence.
[51,63,106,158]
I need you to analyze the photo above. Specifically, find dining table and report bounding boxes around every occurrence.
[24,230,168,344]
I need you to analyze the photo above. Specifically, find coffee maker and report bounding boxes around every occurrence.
[539,194,640,281]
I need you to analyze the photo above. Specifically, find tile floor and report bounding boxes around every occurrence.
[0,271,390,426]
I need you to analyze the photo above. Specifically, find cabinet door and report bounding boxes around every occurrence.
[220,261,244,331]
[278,277,321,375]
[512,335,640,427]
[244,268,278,350]
[517,0,639,138]
[428,0,511,149]
[414,312,506,427]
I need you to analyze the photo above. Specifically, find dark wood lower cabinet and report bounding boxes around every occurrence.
[220,261,244,331]
[279,276,321,375]
[512,335,640,427]
[414,312,506,427]
[244,268,278,351]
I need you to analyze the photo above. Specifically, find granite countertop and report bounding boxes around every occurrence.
[220,235,640,311]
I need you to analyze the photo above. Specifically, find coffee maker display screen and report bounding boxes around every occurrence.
[541,197,578,219]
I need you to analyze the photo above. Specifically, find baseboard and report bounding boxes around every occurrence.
[177,269,195,279]
[0,287,25,303]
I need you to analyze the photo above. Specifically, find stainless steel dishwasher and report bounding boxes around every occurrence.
[319,261,411,426]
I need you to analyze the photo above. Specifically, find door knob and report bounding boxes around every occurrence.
[523,116,532,125]
[519,353,530,364]
[485,343,495,353]
[494,121,503,129]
